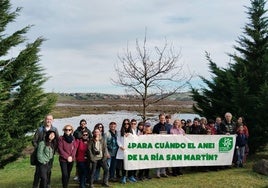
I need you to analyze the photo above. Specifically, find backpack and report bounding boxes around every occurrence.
[30,127,43,166]
[30,147,38,165]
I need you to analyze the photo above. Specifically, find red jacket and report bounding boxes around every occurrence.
[76,139,89,162]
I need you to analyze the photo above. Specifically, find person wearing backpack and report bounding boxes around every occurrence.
[36,130,57,188]
[32,114,59,188]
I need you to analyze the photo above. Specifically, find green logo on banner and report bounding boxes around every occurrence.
[219,137,233,152]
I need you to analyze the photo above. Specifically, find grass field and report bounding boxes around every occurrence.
[0,154,267,188]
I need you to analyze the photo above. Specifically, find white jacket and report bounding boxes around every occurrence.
[116,134,125,159]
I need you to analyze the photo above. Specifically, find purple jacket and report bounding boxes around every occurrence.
[58,136,78,162]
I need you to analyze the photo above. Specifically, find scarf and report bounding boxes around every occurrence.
[63,133,73,143]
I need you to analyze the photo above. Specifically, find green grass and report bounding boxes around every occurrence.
[0,155,268,188]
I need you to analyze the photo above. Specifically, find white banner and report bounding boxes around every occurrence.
[124,134,236,170]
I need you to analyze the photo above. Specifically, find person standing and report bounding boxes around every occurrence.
[116,119,132,184]
[137,121,152,181]
[73,119,92,182]
[76,130,90,188]
[32,114,59,188]
[36,130,57,188]
[89,128,110,188]
[235,125,248,167]
[220,112,236,135]
[93,123,106,182]
[127,119,138,182]
[58,125,78,188]
[165,114,172,134]
[170,119,184,176]
[236,116,249,162]
[73,119,92,140]
[105,122,119,181]
[153,113,168,178]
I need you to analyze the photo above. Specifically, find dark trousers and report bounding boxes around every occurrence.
[107,156,117,179]
[116,159,126,177]
[60,161,74,188]
[39,163,50,188]
[33,160,53,188]
[77,161,89,188]
[90,160,109,186]
[138,169,150,178]
[128,170,136,177]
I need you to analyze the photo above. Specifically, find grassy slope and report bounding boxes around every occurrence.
[0,155,267,188]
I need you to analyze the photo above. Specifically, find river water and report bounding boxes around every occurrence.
[53,111,199,135]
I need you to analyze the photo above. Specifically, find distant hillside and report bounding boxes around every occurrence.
[52,92,194,118]
[56,92,193,102]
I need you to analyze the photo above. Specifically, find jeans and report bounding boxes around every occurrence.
[60,161,74,188]
[107,156,117,179]
[77,162,89,188]
[236,146,245,165]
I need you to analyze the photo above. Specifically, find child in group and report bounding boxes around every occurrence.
[235,125,248,167]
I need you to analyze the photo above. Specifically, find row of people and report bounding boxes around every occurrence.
[32,112,249,188]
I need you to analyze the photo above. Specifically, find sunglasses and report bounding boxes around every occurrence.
[65,129,72,131]
[83,134,88,136]
[99,126,103,128]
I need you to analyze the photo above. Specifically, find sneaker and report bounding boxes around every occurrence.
[121,176,126,184]
[73,176,79,181]
[128,176,137,182]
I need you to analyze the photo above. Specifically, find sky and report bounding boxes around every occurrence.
[7,0,252,94]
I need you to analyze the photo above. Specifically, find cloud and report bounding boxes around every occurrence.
[8,0,251,94]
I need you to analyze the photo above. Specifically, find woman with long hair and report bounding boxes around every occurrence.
[36,130,57,188]
[116,119,132,184]
[89,128,109,187]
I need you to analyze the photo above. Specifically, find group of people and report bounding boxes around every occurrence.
[31,112,249,188]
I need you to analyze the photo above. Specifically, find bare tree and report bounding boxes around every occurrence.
[112,35,192,121]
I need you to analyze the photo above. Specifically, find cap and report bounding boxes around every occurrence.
[144,122,151,127]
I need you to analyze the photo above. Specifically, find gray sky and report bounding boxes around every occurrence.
[8,0,251,94]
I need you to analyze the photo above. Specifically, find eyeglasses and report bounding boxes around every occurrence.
[83,134,88,136]
[65,129,72,131]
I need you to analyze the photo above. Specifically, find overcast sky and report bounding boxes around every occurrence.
[7,0,252,94]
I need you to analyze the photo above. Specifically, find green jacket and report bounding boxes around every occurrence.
[37,141,54,164]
